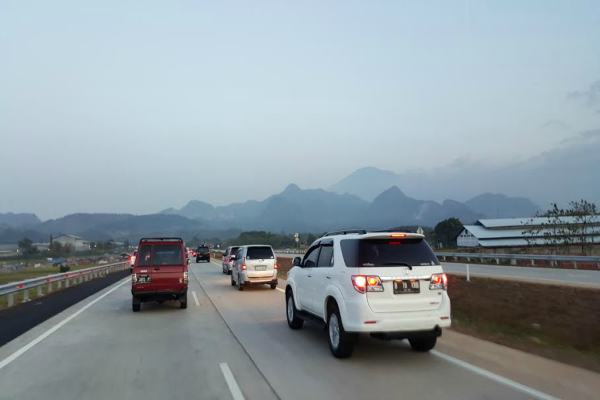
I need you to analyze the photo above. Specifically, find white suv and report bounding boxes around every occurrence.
[231,245,279,290]
[285,230,451,358]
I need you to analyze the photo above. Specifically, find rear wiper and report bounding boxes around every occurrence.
[381,262,413,270]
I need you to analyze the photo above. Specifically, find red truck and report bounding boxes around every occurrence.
[131,237,188,312]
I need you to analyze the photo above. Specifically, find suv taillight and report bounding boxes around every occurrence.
[132,273,138,284]
[429,273,448,290]
[274,258,279,270]
[351,275,383,294]
[183,271,189,284]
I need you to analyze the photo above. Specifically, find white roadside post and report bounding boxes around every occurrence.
[466,263,470,282]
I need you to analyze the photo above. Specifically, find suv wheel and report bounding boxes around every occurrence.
[408,334,437,352]
[286,290,304,329]
[327,305,354,358]
[270,283,277,290]
[237,276,244,291]
[132,297,141,312]
[230,273,235,286]
[180,294,188,309]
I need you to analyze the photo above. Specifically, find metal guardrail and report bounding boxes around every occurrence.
[0,261,129,308]
[435,252,600,269]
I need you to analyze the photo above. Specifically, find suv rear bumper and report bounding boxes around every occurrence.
[132,288,187,301]
[240,271,277,285]
[341,293,451,333]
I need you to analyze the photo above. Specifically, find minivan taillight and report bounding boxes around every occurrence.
[430,273,448,290]
[351,275,383,294]
[241,257,247,271]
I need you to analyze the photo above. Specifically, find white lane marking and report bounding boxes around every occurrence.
[0,277,130,371]
[431,350,558,400]
[219,362,245,400]
[271,287,556,399]
[275,287,285,293]
[192,291,200,307]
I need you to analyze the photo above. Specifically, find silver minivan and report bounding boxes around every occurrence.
[231,245,278,290]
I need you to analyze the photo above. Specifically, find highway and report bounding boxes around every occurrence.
[1,259,598,399]
[441,262,600,288]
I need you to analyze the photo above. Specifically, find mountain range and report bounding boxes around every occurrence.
[0,179,540,243]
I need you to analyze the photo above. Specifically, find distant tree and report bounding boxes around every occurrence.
[123,239,130,250]
[564,199,598,255]
[18,237,39,257]
[433,218,463,248]
[523,204,571,254]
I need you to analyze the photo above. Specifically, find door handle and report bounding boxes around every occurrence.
[307,275,312,278]
[326,276,331,279]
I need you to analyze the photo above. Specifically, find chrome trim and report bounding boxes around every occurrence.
[380,275,432,282]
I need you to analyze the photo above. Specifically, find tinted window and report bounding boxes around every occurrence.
[303,246,320,268]
[230,246,240,255]
[317,245,333,267]
[340,238,438,267]
[197,246,209,253]
[246,246,274,260]
[138,244,183,266]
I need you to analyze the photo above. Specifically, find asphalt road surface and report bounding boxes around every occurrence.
[1,259,595,399]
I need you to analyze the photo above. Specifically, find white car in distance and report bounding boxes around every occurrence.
[285,230,451,358]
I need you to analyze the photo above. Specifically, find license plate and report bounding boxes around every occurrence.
[138,275,151,283]
[393,279,420,294]
[255,265,266,271]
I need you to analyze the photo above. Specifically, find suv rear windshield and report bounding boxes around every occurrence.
[197,246,209,253]
[340,238,438,267]
[138,244,183,266]
[246,246,274,260]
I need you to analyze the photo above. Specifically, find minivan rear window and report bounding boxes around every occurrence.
[340,238,438,267]
[138,244,183,266]
[246,246,274,260]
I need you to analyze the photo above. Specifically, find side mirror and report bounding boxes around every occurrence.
[293,257,302,267]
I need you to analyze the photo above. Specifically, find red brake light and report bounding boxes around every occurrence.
[351,275,383,294]
[390,233,406,238]
[241,256,247,271]
[430,273,448,290]
[351,275,367,293]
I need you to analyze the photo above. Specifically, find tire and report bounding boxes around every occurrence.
[327,305,355,358]
[408,334,437,352]
[270,283,277,290]
[132,297,141,312]
[237,276,244,291]
[196,258,200,263]
[286,290,304,330]
[180,294,188,309]
[231,273,236,286]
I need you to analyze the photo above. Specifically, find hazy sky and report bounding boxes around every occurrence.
[1,1,599,219]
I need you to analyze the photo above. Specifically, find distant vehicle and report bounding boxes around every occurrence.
[230,245,278,290]
[131,237,188,312]
[195,245,210,263]
[285,231,450,358]
[129,250,137,272]
[51,257,67,267]
[221,246,240,275]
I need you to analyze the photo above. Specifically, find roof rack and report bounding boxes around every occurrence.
[138,237,184,243]
[321,229,367,237]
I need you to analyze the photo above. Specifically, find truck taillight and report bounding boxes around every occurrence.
[132,273,138,284]
[351,275,383,294]
[429,273,447,290]
[183,271,189,283]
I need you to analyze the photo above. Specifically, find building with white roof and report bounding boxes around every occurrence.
[52,234,91,252]
[457,216,600,248]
